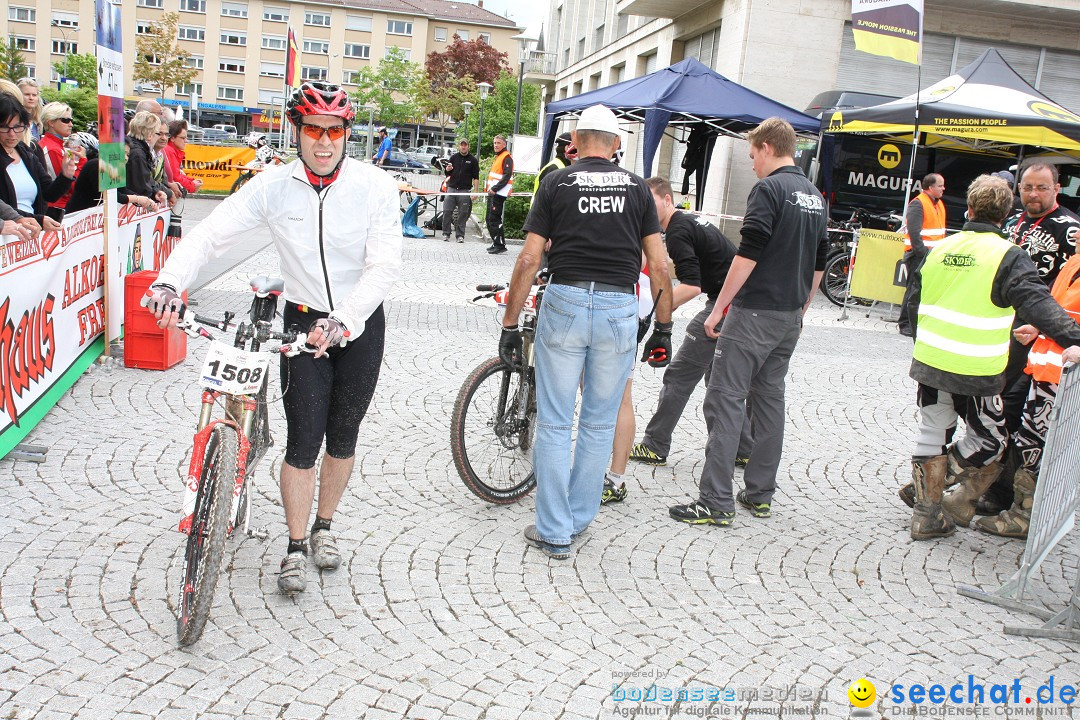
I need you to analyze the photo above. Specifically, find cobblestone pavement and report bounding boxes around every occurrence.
[2,215,1079,720]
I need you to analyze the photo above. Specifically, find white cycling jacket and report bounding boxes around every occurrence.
[156,157,402,336]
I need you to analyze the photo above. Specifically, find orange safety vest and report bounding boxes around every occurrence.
[485,150,513,197]
[1027,254,1080,384]
[903,192,947,251]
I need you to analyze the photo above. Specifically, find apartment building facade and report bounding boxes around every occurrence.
[4,0,519,140]
[536,0,1080,220]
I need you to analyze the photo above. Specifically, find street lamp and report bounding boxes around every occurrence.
[511,33,538,143]
[462,101,473,142]
[476,81,492,156]
[51,20,71,91]
[363,104,376,161]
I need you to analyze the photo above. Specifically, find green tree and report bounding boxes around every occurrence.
[473,73,541,159]
[133,12,198,98]
[41,87,97,130]
[412,69,475,137]
[351,47,421,130]
[52,53,98,91]
[0,35,28,81]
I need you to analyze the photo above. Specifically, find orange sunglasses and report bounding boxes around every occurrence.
[299,124,348,141]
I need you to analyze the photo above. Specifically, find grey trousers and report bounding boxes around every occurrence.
[642,300,753,457]
[699,306,802,511]
[441,192,472,240]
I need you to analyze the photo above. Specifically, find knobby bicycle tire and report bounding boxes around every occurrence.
[450,356,536,504]
[177,425,238,646]
[230,173,252,195]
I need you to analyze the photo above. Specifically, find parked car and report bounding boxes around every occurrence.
[185,127,204,142]
[198,128,231,143]
[211,124,238,140]
[407,145,450,165]
[380,150,428,171]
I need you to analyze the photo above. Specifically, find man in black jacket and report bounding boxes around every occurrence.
[670,118,827,527]
[441,140,479,243]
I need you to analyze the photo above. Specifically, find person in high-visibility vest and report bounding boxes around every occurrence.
[903,174,1080,541]
[484,134,513,254]
[898,173,947,337]
[974,248,1080,539]
[533,132,576,197]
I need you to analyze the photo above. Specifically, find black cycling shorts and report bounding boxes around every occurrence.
[280,302,385,469]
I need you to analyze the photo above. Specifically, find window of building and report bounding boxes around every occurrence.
[434,27,447,42]
[616,13,629,39]
[611,63,625,84]
[386,46,411,60]
[179,0,206,13]
[594,25,604,52]
[343,70,361,85]
[51,11,79,28]
[23,66,35,78]
[301,66,328,81]
[258,89,280,104]
[221,2,247,18]
[479,33,490,43]
[136,21,155,35]
[143,53,163,65]
[589,72,600,90]
[52,40,76,55]
[263,6,288,22]
[303,40,329,54]
[260,61,285,77]
[220,31,247,46]
[178,26,205,41]
[262,35,286,50]
[219,58,245,73]
[8,7,36,22]
[347,15,372,31]
[218,86,244,101]
[177,82,202,96]
[387,19,413,35]
[137,0,164,7]
[683,28,719,68]
[185,55,204,69]
[344,43,370,59]
[305,11,331,26]
[455,30,469,41]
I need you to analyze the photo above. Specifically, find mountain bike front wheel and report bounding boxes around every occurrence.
[451,357,536,504]
[177,425,238,646]
[230,172,252,195]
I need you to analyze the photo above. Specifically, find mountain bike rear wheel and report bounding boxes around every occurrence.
[177,425,237,646]
[451,356,536,504]
[230,173,252,194]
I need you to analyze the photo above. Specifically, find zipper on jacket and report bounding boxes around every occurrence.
[317,187,334,311]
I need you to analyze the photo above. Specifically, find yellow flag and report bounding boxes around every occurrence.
[851,0,923,65]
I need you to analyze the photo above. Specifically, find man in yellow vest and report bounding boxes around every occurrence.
[533,132,576,195]
[898,173,947,336]
[904,174,1080,540]
[485,134,513,254]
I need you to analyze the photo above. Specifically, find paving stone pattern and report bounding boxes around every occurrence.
[2,217,1079,719]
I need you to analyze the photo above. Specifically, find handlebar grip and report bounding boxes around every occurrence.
[476,284,506,292]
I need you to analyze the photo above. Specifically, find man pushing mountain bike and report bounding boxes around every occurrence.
[144,82,403,594]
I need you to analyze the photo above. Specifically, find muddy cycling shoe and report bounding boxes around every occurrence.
[629,442,667,465]
[310,529,341,571]
[601,477,628,505]
[278,552,307,594]
[523,524,571,560]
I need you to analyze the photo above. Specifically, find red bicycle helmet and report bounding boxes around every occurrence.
[285,82,356,124]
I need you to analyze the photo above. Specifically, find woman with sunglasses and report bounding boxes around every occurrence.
[144,82,402,596]
[0,95,75,233]
[124,111,171,207]
[39,103,87,219]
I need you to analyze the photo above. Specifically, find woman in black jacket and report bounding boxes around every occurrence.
[123,111,170,205]
[0,94,74,229]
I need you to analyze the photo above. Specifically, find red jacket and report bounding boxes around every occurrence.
[39,132,85,209]
[163,142,198,194]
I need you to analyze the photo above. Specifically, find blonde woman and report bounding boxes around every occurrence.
[125,111,170,205]
[39,102,85,217]
[0,79,34,147]
[16,78,42,141]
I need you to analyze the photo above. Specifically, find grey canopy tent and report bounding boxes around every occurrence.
[541,58,819,209]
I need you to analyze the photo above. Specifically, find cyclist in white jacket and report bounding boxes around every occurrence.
[145,82,402,594]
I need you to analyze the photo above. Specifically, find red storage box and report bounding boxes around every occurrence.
[124,270,187,370]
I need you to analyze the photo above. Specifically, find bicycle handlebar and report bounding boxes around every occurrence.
[476,284,506,292]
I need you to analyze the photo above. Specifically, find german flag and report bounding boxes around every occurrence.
[286,28,301,87]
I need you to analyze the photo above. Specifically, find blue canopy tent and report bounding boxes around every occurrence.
[542,58,819,209]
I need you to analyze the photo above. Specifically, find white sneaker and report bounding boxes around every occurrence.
[310,529,341,570]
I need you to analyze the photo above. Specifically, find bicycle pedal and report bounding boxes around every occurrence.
[247,526,270,540]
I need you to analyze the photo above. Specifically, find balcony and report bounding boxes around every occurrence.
[615,0,710,19]
[524,50,557,78]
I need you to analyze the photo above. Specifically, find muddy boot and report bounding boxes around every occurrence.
[975,446,1018,516]
[910,456,955,540]
[974,468,1036,539]
[940,451,1002,528]
[899,468,962,509]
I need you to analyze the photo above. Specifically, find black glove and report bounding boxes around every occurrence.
[141,283,185,318]
[640,320,673,368]
[499,325,524,367]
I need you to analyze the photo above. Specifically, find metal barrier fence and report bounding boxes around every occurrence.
[959,364,1080,642]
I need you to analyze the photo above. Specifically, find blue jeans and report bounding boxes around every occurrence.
[532,283,638,545]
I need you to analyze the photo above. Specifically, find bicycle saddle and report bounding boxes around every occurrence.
[249,276,285,296]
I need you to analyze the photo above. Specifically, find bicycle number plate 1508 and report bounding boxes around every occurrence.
[199,342,271,395]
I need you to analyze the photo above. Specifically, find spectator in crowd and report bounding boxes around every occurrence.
[533,132,576,192]
[898,173,947,337]
[38,102,86,220]
[0,95,75,232]
[373,127,392,166]
[16,78,42,142]
[993,169,1023,214]
[151,121,183,204]
[669,117,827,527]
[1,197,36,241]
[125,111,171,206]
[441,139,478,243]
[904,175,1080,540]
[164,120,203,197]
[135,98,164,119]
[629,176,747,471]
[65,134,156,213]
[499,104,673,559]
[485,135,513,254]
[0,80,37,151]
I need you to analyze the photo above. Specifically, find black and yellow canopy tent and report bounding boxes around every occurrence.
[825,48,1080,156]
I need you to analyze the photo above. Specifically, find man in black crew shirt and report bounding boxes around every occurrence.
[630,176,751,468]
[499,104,674,559]
[670,117,828,527]
[442,139,479,243]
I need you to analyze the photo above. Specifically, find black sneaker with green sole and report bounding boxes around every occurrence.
[668,500,735,526]
[736,489,772,518]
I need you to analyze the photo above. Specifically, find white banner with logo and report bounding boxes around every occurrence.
[105,204,173,340]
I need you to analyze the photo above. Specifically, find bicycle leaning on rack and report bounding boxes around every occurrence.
[147,276,313,646]
[450,278,545,504]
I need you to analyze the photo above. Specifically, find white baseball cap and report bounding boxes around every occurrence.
[576,104,619,135]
